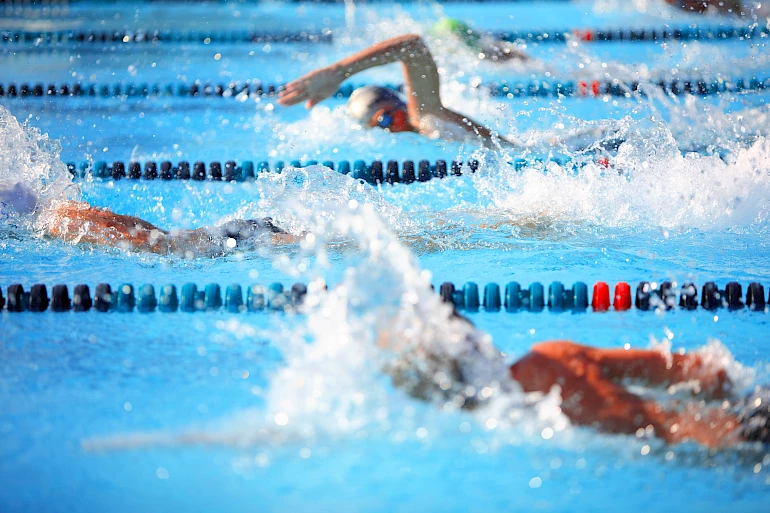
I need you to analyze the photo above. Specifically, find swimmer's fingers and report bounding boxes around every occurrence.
[278,85,324,109]
[280,89,326,110]
[277,84,308,106]
[277,76,314,104]
[279,67,343,109]
[277,90,302,106]
[281,93,321,109]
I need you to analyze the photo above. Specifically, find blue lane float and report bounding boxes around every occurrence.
[3,77,767,100]
[4,280,768,314]
[65,158,493,185]
[1,282,308,313]
[0,29,331,44]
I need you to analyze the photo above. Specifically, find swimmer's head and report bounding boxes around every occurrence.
[347,86,411,133]
[431,18,482,52]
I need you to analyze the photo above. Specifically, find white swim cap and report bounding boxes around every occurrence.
[347,86,406,124]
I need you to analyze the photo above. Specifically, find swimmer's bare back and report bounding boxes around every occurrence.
[42,201,296,255]
[510,341,740,447]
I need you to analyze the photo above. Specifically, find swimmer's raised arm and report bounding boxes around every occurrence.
[278,34,512,146]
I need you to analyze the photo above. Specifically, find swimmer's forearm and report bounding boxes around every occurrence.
[330,34,429,79]
[278,34,440,111]
[591,394,739,447]
[595,349,731,398]
[330,34,444,117]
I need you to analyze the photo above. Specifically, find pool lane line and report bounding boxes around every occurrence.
[492,24,768,43]
[1,4,70,19]
[2,281,765,313]
[65,158,616,185]
[439,280,764,313]
[1,24,765,46]
[0,29,331,44]
[1,283,307,313]
[2,77,767,100]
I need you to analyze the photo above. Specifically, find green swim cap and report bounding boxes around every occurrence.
[432,17,482,51]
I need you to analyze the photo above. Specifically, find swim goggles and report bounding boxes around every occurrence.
[375,111,394,129]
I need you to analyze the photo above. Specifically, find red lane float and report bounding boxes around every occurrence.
[592,281,610,311]
[572,29,594,42]
[614,282,632,311]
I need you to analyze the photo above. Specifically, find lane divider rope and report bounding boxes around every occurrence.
[65,158,604,185]
[2,77,766,101]
[2,280,765,313]
[0,29,330,44]
[0,0,571,4]
[2,4,70,18]
[491,24,768,43]
[2,24,765,46]
[439,280,765,313]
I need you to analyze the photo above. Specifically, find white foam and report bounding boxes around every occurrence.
[79,200,764,456]
[466,127,770,231]
[218,164,404,236]
[0,105,77,225]
[81,202,563,452]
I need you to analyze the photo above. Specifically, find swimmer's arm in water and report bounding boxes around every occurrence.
[479,40,528,63]
[510,341,740,447]
[43,201,174,252]
[530,341,732,399]
[41,201,294,254]
[277,34,513,146]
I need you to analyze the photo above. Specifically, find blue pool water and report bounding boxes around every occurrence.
[2,1,770,512]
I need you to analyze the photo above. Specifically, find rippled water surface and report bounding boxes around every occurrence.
[1,1,770,512]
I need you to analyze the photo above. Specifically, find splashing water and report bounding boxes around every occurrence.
[80,200,758,456]
[0,105,77,226]
[79,201,571,451]
[470,124,770,231]
[219,164,405,237]
[266,202,518,429]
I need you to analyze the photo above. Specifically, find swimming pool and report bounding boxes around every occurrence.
[1,0,770,511]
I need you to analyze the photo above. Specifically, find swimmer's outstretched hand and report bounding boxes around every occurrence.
[278,66,344,109]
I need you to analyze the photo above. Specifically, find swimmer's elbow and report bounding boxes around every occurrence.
[401,33,423,44]
[398,34,429,53]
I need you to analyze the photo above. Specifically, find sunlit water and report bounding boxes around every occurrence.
[1,1,770,512]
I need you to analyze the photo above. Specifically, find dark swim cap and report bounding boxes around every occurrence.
[736,387,770,443]
[346,86,405,125]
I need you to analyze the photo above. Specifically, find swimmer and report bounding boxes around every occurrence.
[277,34,513,146]
[430,17,529,62]
[1,181,295,256]
[381,300,766,448]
